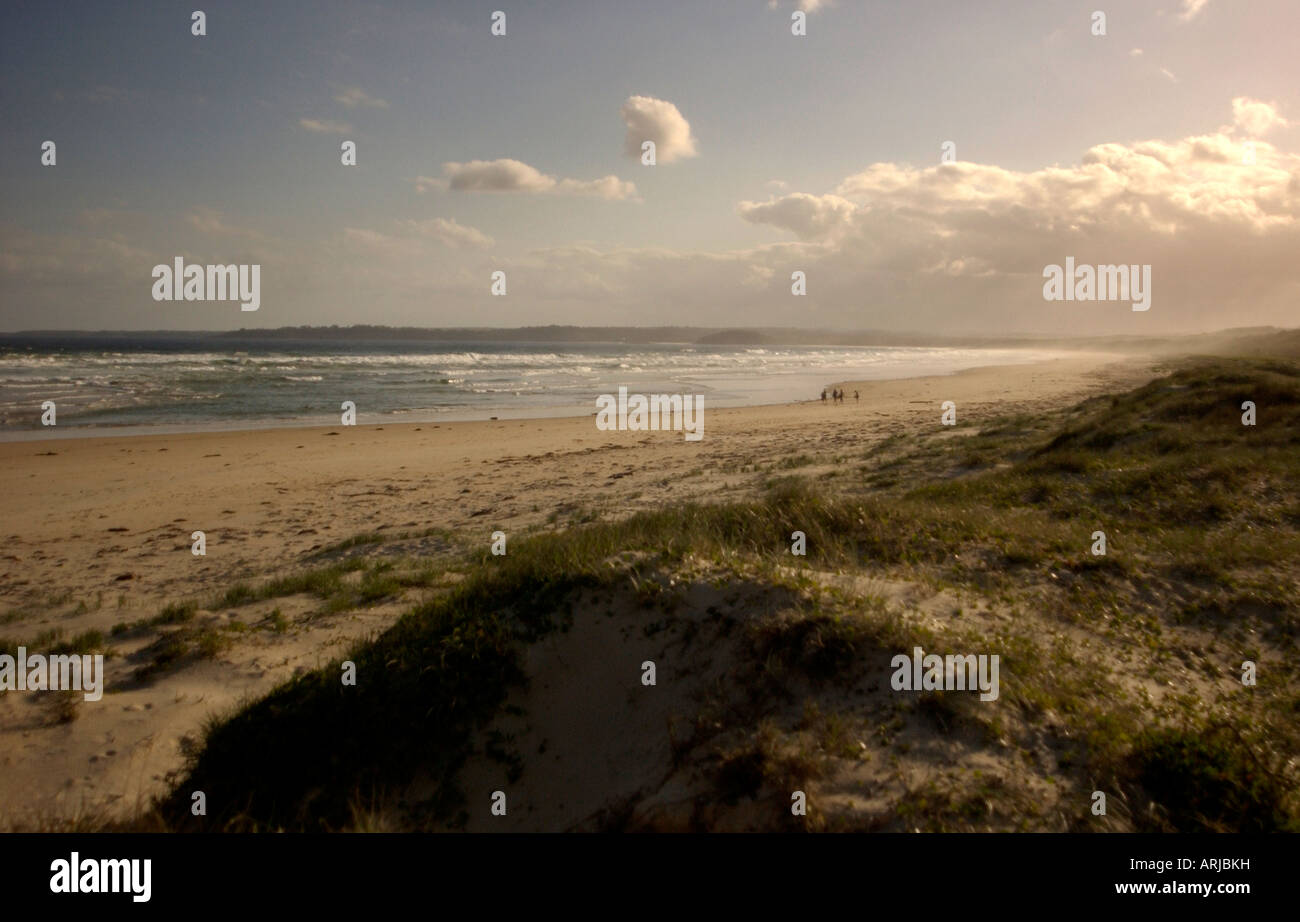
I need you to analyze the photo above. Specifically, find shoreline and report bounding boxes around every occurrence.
[0,349,1119,444]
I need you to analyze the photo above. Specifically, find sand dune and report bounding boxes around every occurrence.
[0,352,1155,826]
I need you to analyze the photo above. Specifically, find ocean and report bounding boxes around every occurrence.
[0,335,1067,438]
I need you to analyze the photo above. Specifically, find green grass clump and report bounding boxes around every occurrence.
[309,532,385,558]
[145,356,1300,833]
[1127,722,1298,832]
[264,608,289,634]
[133,634,190,683]
[161,534,608,830]
[149,601,197,627]
[195,628,230,660]
[51,629,105,656]
[214,559,367,610]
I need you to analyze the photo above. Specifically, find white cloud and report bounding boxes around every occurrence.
[1178,0,1210,22]
[829,128,1296,235]
[427,159,638,200]
[621,96,698,163]
[1232,97,1288,136]
[1160,68,1178,83]
[768,0,827,11]
[737,193,857,239]
[446,158,553,193]
[343,217,494,257]
[299,117,352,134]
[1130,48,1143,56]
[457,98,1300,331]
[7,103,1300,336]
[401,217,494,250]
[334,87,389,109]
[185,208,266,241]
[554,175,640,199]
[712,104,1300,331]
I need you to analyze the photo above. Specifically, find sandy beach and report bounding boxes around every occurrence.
[7,0,1300,886]
[0,352,1155,826]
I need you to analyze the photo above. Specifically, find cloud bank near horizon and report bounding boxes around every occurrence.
[5,98,1296,336]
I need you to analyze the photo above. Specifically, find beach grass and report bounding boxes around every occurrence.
[73,355,1299,832]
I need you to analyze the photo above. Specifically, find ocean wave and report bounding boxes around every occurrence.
[0,344,1066,430]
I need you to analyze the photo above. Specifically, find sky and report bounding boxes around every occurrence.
[1,0,1297,335]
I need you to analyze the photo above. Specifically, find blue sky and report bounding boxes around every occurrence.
[2,0,1298,333]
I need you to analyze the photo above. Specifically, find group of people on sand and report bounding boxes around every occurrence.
[820,387,859,404]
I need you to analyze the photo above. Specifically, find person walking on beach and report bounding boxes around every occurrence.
[854,390,860,402]
[821,388,827,403]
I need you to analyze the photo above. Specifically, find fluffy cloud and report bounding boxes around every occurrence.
[621,96,698,163]
[445,159,553,193]
[334,87,389,109]
[6,102,1300,335]
[298,117,352,134]
[828,132,1297,236]
[1232,97,1288,136]
[479,100,1300,331]
[720,107,1300,331]
[1178,0,1210,22]
[420,159,638,200]
[737,193,857,239]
